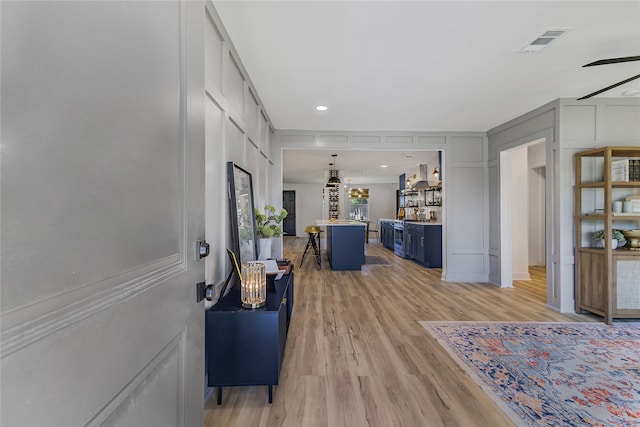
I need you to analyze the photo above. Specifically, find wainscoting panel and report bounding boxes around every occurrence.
[448,166,486,250]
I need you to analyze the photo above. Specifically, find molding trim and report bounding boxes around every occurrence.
[86,330,185,427]
[1,256,185,359]
[442,273,489,283]
[512,272,532,281]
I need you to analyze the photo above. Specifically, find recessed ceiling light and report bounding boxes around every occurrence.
[316,105,328,111]
[381,165,388,168]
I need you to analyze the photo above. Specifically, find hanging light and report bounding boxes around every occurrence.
[326,154,341,186]
[428,166,440,188]
[325,163,336,187]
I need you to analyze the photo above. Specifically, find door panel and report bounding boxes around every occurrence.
[1,1,205,425]
[1,1,182,311]
[283,190,296,236]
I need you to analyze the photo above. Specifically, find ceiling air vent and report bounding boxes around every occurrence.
[519,28,571,53]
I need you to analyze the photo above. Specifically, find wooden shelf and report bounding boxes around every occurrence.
[574,146,640,324]
[578,181,640,188]
[576,146,640,158]
[580,214,640,220]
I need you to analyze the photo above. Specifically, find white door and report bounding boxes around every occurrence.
[1,1,205,426]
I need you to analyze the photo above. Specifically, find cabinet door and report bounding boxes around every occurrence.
[577,251,606,313]
[404,225,414,258]
[382,223,391,249]
[388,224,394,249]
[277,301,287,376]
[207,311,280,386]
[286,275,294,327]
[423,225,442,268]
[415,226,426,263]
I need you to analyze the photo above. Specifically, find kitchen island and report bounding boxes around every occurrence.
[316,220,366,270]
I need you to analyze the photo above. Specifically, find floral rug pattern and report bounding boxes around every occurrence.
[419,322,640,426]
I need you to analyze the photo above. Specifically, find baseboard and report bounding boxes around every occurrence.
[512,272,531,281]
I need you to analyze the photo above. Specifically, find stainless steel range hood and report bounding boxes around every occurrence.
[407,164,438,189]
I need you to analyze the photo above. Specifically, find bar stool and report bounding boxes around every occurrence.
[300,226,322,269]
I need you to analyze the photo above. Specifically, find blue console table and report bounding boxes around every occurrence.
[206,271,293,404]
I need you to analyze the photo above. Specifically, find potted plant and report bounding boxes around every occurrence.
[592,229,625,249]
[255,205,288,259]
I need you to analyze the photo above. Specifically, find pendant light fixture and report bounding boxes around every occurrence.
[326,154,341,186]
[325,162,335,188]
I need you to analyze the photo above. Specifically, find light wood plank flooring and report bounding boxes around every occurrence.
[204,237,597,427]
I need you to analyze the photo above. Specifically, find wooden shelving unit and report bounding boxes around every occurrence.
[327,185,340,220]
[574,146,640,324]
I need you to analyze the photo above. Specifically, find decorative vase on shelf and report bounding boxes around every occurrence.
[255,205,288,260]
[600,239,618,249]
[592,229,624,249]
[258,238,272,260]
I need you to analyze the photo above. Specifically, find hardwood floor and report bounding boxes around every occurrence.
[204,238,597,427]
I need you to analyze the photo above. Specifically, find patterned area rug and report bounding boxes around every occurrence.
[364,255,389,265]
[419,321,640,426]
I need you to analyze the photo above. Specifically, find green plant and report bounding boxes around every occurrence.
[592,229,625,242]
[255,205,288,238]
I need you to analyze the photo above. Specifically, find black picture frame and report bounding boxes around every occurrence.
[227,162,258,268]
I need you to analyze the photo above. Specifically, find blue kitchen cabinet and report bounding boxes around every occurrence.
[380,220,395,250]
[404,223,442,268]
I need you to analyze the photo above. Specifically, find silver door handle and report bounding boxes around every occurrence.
[197,240,210,260]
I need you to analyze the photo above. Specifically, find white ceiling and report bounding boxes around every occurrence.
[213,1,640,183]
[283,149,440,184]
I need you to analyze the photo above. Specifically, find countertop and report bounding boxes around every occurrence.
[380,218,442,225]
[316,220,366,226]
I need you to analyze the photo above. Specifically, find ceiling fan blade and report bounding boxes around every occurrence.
[577,74,640,100]
[583,56,640,67]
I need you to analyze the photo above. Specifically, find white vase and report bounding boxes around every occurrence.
[258,238,272,260]
[600,239,618,249]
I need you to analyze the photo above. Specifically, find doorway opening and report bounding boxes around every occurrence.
[499,139,547,299]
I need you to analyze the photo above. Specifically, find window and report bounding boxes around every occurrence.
[348,188,368,220]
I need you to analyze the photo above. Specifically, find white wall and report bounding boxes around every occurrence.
[363,183,397,223]
[204,4,277,298]
[281,183,325,237]
[528,143,546,266]
[528,142,546,168]
[509,146,531,280]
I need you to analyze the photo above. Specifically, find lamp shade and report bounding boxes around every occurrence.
[326,154,341,185]
[326,167,341,186]
[241,261,266,309]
